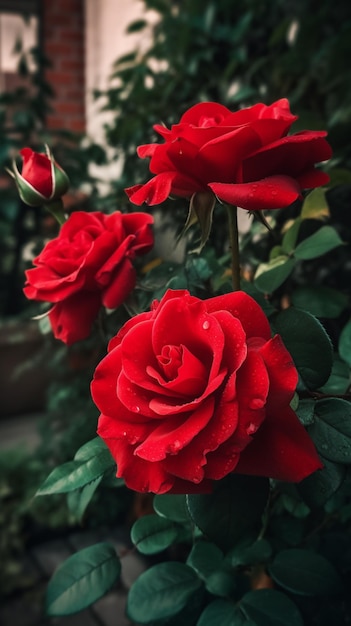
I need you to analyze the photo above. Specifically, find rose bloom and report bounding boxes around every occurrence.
[125,99,332,211]
[12,147,69,206]
[24,211,154,344]
[91,289,322,494]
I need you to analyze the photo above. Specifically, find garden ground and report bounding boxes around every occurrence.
[0,412,145,626]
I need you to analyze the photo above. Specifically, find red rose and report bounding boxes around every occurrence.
[11,147,69,206]
[24,211,154,344]
[91,289,322,494]
[125,99,332,211]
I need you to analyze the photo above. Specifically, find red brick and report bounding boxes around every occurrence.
[46,71,75,85]
[58,60,84,73]
[55,102,84,115]
[43,0,82,17]
[42,0,85,132]
[67,119,85,133]
[63,89,85,100]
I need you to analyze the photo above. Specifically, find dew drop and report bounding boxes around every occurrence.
[246,422,258,435]
[202,320,210,330]
[132,405,140,413]
[123,431,127,437]
[171,439,182,453]
[249,398,265,410]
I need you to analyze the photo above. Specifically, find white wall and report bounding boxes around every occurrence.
[0,12,38,90]
[85,0,155,146]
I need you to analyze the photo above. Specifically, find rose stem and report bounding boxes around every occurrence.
[43,199,66,225]
[226,204,241,291]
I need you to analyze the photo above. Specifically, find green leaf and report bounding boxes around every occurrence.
[273,307,333,389]
[320,354,351,394]
[74,436,109,461]
[227,539,272,567]
[297,456,346,507]
[301,188,329,220]
[296,398,315,426]
[186,541,224,581]
[269,548,342,596]
[241,281,276,318]
[197,599,244,626]
[339,319,351,367]
[46,543,121,616]
[294,226,343,260]
[281,218,302,254]
[291,286,348,318]
[67,476,103,522]
[198,590,303,626]
[308,398,351,464]
[186,475,269,551]
[126,19,148,33]
[240,589,304,625]
[153,494,190,523]
[204,569,238,598]
[131,514,180,555]
[126,562,203,624]
[254,256,296,293]
[37,441,115,495]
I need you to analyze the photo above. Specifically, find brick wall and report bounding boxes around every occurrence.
[41,0,85,133]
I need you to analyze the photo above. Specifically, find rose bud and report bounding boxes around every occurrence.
[9,146,69,207]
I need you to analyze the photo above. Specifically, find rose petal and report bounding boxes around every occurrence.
[205,291,271,340]
[259,335,298,409]
[100,260,136,310]
[20,148,53,197]
[48,291,101,344]
[134,397,215,462]
[147,344,208,397]
[236,405,323,482]
[179,101,231,126]
[104,436,174,493]
[92,347,150,422]
[243,131,332,181]
[209,175,302,210]
[125,172,176,205]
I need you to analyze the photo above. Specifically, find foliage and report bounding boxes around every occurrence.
[3,2,351,625]
[0,44,106,317]
[97,0,351,206]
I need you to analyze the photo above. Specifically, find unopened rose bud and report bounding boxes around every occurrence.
[8,146,69,207]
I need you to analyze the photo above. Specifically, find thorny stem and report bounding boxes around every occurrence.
[226,204,241,291]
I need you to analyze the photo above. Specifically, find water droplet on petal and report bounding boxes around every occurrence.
[123,431,127,437]
[170,439,181,453]
[131,405,140,413]
[246,422,259,435]
[249,398,265,410]
[202,320,210,330]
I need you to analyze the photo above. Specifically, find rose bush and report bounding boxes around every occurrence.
[11,147,69,207]
[91,289,322,494]
[24,210,154,344]
[125,99,332,211]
